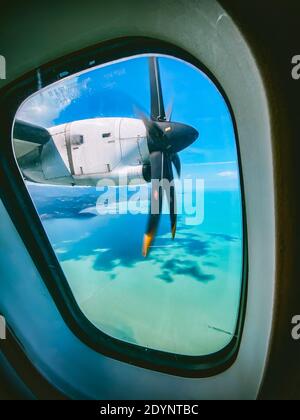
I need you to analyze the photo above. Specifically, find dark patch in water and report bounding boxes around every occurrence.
[29,186,239,284]
[202,261,218,268]
[158,272,174,283]
[159,259,215,283]
[51,213,215,283]
[209,233,240,242]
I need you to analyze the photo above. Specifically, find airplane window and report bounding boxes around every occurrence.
[102,132,111,138]
[12,54,245,358]
[71,134,84,145]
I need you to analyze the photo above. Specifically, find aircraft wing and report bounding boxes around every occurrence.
[13,119,50,159]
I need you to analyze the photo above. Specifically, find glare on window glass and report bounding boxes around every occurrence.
[13,55,244,357]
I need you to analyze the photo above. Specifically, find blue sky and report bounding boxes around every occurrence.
[18,55,240,190]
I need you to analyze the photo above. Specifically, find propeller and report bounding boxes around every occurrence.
[142,56,199,257]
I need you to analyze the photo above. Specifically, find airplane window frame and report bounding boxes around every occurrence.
[0,37,248,378]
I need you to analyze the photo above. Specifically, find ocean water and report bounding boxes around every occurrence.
[28,184,244,357]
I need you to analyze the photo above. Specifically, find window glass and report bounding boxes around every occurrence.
[13,55,244,357]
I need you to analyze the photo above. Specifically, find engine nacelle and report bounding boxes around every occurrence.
[103,164,150,186]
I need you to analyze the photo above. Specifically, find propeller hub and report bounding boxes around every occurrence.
[146,121,199,154]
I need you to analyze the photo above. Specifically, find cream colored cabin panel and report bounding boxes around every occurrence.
[119,118,147,166]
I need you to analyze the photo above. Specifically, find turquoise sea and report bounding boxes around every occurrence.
[28,183,243,357]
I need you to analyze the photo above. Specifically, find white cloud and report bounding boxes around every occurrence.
[217,170,238,179]
[16,76,86,128]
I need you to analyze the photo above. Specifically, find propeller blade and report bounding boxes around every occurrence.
[164,154,177,239]
[142,150,164,257]
[171,153,181,178]
[166,98,174,122]
[133,104,149,122]
[149,57,166,122]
